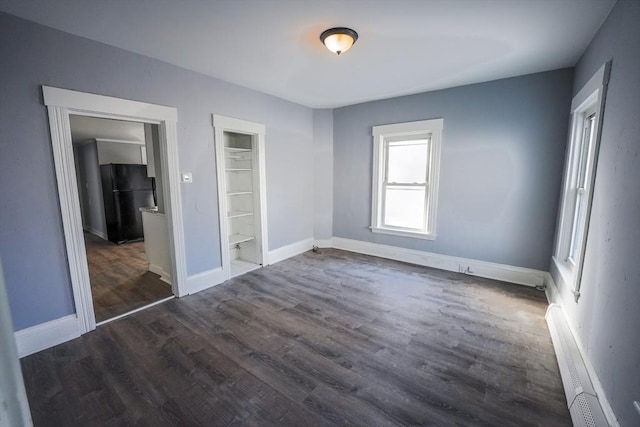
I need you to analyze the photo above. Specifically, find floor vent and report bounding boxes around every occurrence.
[545,304,610,427]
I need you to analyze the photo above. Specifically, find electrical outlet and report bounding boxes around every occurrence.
[459,265,474,274]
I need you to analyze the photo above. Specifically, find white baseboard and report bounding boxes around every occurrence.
[314,238,334,248]
[83,226,107,241]
[15,314,81,358]
[332,237,546,287]
[546,304,610,426]
[545,275,619,426]
[149,263,172,285]
[267,237,314,265]
[186,267,225,295]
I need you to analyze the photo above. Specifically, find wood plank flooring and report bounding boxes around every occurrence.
[21,249,570,426]
[84,232,173,323]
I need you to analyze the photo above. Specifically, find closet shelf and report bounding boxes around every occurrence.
[226,168,252,172]
[228,210,254,219]
[225,147,252,152]
[227,191,253,196]
[229,234,255,245]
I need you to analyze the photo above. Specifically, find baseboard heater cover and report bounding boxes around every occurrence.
[545,304,610,427]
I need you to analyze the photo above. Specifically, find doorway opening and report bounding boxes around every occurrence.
[44,86,187,335]
[70,115,173,323]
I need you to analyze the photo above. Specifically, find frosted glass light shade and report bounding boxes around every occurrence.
[320,27,358,55]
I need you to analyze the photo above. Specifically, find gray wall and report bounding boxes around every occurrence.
[313,109,334,241]
[333,69,573,271]
[550,1,640,425]
[73,141,107,237]
[0,12,314,330]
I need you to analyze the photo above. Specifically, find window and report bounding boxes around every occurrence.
[371,118,443,239]
[554,62,610,301]
[567,109,596,264]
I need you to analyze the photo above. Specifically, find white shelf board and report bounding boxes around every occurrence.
[225,147,251,152]
[229,234,255,245]
[228,210,254,219]
[226,168,252,172]
[227,191,253,196]
[230,259,260,278]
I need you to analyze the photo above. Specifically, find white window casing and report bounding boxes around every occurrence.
[553,62,610,302]
[371,118,443,240]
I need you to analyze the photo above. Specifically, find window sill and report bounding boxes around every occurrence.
[371,226,436,240]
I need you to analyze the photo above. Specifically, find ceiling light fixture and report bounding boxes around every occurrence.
[320,27,358,55]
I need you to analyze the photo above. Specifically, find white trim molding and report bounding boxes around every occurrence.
[545,277,620,427]
[15,315,81,358]
[43,86,187,335]
[46,104,96,333]
[544,272,561,304]
[267,238,314,265]
[96,296,175,327]
[186,268,225,295]
[42,86,177,122]
[213,114,269,281]
[552,62,611,302]
[332,237,546,287]
[371,118,443,240]
[314,238,334,249]
[157,119,188,296]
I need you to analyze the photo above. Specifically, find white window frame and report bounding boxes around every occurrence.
[371,118,443,240]
[553,62,610,302]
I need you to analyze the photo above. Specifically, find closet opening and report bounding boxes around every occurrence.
[213,115,268,280]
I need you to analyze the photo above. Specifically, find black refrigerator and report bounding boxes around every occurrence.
[101,164,156,244]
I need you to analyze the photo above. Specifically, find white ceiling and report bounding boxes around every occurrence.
[1,0,616,108]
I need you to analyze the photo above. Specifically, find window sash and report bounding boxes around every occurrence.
[567,113,596,263]
[568,190,585,264]
[383,138,430,185]
[381,136,430,232]
[381,183,428,232]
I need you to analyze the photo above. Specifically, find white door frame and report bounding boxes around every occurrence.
[213,114,268,279]
[43,86,188,334]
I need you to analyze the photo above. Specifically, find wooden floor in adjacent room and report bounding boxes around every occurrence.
[84,232,173,323]
[21,249,570,426]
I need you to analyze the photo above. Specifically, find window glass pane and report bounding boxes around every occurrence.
[384,186,425,230]
[577,114,595,187]
[568,191,585,261]
[386,141,428,184]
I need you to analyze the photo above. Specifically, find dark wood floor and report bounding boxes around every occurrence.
[85,232,173,323]
[21,249,570,426]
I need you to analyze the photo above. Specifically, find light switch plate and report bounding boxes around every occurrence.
[181,172,193,183]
